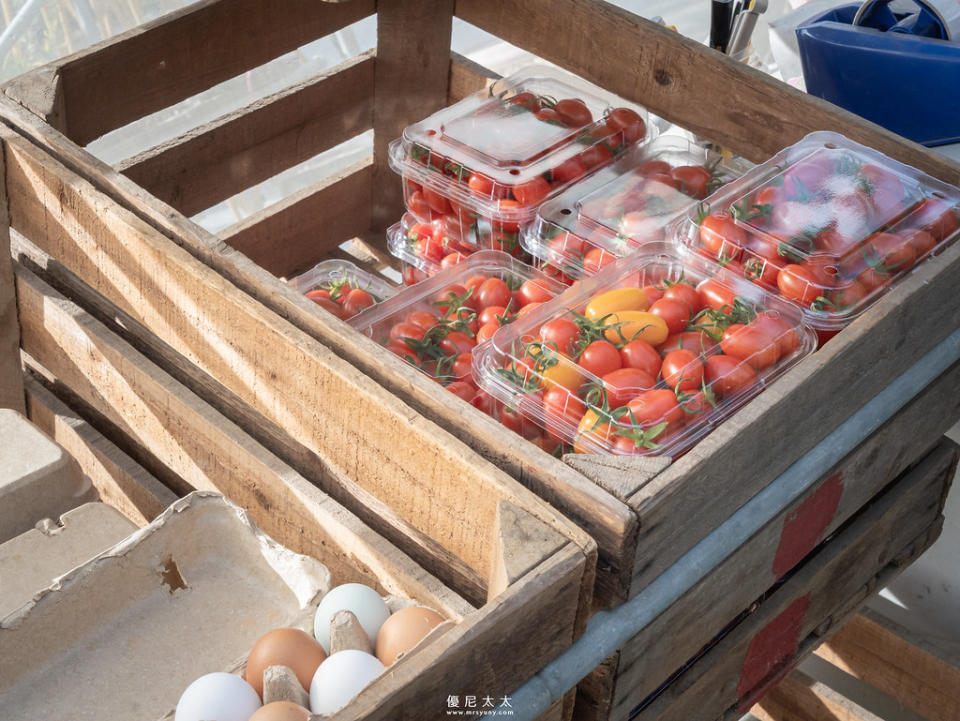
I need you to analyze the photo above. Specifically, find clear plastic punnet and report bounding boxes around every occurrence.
[386,212,480,285]
[522,136,754,284]
[349,250,567,408]
[289,259,398,319]
[474,243,817,457]
[388,65,656,256]
[671,131,960,332]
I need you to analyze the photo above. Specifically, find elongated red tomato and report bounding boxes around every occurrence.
[601,368,656,408]
[579,340,622,377]
[539,317,581,356]
[700,214,745,262]
[703,355,756,398]
[697,278,737,312]
[619,340,662,377]
[721,323,779,371]
[650,298,690,334]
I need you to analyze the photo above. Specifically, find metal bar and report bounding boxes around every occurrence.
[489,326,960,721]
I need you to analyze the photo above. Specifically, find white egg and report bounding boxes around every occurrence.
[175,672,262,721]
[309,650,385,715]
[313,583,390,652]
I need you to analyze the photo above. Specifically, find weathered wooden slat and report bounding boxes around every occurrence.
[219,157,373,278]
[23,376,177,526]
[116,53,375,217]
[3,0,376,145]
[633,439,956,721]
[813,614,960,721]
[454,0,960,185]
[372,0,455,230]
[0,144,24,413]
[589,360,960,720]
[448,52,499,103]
[2,128,595,629]
[752,669,885,721]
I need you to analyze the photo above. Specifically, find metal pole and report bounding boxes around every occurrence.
[488,326,960,721]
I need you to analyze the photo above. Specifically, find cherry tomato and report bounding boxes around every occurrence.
[552,156,588,184]
[579,144,614,170]
[777,264,820,305]
[704,355,756,398]
[516,301,544,318]
[407,190,432,219]
[898,228,936,258]
[602,368,656,408]
[501,402,542,440]
[696,278,737,313]
[645,172,682,194]
[478,305,509,326]
[604,311,669,346]
[642,284,664,305]
[663,282,701,312]
[625,389,684,435]
[579,340,622,377]
[867,232,916,275]
[467,173,499,200]
[476,322,499,344]
[619,339,662,378]
[475,277,512,310]
[389,321,426,345]
[661,349,704,391]
[802,254,840,289]
[751,312,799,357]
[822,280,867,313]
[493,199,522,233]
[721,323,779,371]
[554,98,593,126]
[700,214,746,263]
[671,165,712,199]
[586,287,649,319]
[518,279,554,306]
[342,288,375,317]
[910,196,959,242]
[440,331,475,356]
[450,353,473,382]
[637,159,671,177]
[781,156,831,200]
[508,91,541,112]
[422,186,452,215]
[535,353,584,391]
[435,283,470,315]
[442,252,467,269]
[513,176,551,207]
[605,107,646,144]
[402,264,427,285]
[386,340,418,364]
[583,247,616,275]
[406,309,439,329]
[539,317,581,356]
[650,298,690,334]
[307,295,345,318]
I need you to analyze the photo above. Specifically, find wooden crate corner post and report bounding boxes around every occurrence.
[0,140,24,414]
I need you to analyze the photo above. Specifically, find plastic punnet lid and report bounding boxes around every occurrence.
[672,131,960,330]
[386,213,479,278]
[389,65,656,227]
[289,259,398,318]
[349,250,567,386]
[474,242,816,457]
[522,137,754,283]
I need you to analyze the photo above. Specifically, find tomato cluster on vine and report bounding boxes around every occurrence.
[304,279,378,319]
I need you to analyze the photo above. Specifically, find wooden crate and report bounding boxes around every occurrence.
[9,264,590,721]
[629,437,957,721]
[0,1,959,718]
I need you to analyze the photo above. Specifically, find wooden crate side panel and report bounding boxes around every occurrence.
[372,0,455,230]
[448,52,499,103]
[813,614,960,721]
[3,0,375,145]
[454,0,960,184]
[115,52,375,217]
[219,158,373,278]
[632,440,956,721]
[585,362,960,720]
[627,238,960,594]
[24,376,177,526]
[2,131,595,609]
[0,143,24,413]
[15,265,473,621]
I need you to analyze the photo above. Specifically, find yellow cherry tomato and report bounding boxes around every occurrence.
[603,311,669,346]
[585,287,649,319]
[527,346,583,391]
[574,409,612,454]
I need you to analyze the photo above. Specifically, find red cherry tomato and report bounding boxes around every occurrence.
[422,186,452,215]
[660,331,719,358]
[670,165,712,199]
[446,380,476,402]
[721,323,779,371]
[696,278,737,313]
[476,277,512,310]
[700,214,746,263]
[777,264,820,306]
[703,355,756,398]
[661,349,704,391]
[553,98,593,127]
[605,107,646,144]
[578,340,623,377]
[602,368,657,408]
[539,317,581,356]
[513,176,552,207]
[663,282,701,312]
[625,389,684,435]
[650,297,690,334]
[508,91,541,112]
[518,279,555,306]
[579,144,614,170]
[583,247,617,275]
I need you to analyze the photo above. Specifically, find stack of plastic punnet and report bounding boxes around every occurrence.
[385,65,657,283]
[521,136,753,285]
[670,131,960,344]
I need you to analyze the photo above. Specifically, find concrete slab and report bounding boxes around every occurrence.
[0,409,96,542]
[0,502,137,618]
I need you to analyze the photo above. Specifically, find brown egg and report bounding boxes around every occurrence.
[248,701,311,721]
[245,628,327,697]
[374,606,445,665]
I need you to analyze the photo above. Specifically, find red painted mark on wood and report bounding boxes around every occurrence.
[772,471,844,578]
[737,594,810,712]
